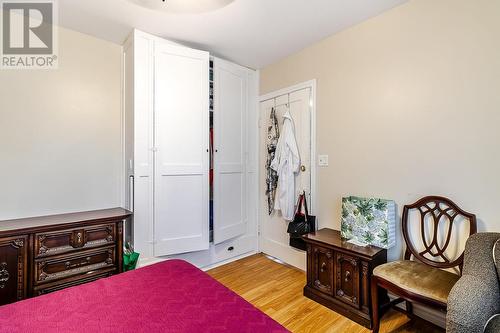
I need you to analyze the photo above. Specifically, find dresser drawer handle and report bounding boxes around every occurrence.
[65,257,91,270]
[71,230,86,248]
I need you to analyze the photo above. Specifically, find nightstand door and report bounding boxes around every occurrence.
[310,245,334,296]
[0,235,28,305]
[334,252,361,308]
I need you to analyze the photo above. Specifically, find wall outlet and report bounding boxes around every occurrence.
[318,155,329,167]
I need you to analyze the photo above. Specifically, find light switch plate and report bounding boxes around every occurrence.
[318,155,329,167]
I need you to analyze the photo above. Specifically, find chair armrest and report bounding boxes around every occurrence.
[447,274,500,333]
[485,314,500,333]
[462,233,500,278]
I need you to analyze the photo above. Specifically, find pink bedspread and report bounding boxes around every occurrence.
[0,260,288,333]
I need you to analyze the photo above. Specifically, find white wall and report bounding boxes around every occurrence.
[0,27,123,220]
[260,0,500,262]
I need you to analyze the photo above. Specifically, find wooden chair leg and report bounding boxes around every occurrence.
[406,301,413,315]
[371,276,380,333]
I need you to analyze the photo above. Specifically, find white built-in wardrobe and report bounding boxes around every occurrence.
[123,30,259,268]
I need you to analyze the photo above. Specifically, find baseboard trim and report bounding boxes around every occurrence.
[201,251,258,271]
[260,238,306,270]
[263,253,306,272]
[137,250,258,271]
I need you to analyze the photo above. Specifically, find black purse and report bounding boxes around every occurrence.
[287,192,316,250]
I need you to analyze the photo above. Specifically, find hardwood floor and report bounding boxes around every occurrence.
[207,253,444,333]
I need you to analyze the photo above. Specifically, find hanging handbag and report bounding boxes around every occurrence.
[287,192,316,250]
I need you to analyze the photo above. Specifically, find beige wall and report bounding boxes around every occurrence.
[260,0,500,260]
[0,27,123,220]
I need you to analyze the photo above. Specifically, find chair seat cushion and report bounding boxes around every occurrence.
[373,260,460,304]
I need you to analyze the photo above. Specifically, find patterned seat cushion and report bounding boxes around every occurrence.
[373,260,460,304]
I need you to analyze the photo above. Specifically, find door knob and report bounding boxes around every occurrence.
[300,165,306,172]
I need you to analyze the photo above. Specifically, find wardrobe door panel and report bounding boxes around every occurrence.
[131,33,155,258]
[154,176,207,255]
[213,58,248,244]
[154,42,210,256]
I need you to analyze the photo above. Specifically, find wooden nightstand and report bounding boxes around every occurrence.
[303,228,387,329]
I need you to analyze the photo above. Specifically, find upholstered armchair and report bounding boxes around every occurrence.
[446,233,500,333]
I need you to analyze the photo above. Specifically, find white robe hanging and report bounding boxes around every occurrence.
[271,110,300,221]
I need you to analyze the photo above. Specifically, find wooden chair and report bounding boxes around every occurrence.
[371,196,477,332]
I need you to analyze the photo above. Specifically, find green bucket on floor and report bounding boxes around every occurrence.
[123,252,139,271]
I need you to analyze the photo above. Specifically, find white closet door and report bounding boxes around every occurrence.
[259,87,313,270]
[130,32,155,259]
[154,42,210,256]
[213,58,248,244]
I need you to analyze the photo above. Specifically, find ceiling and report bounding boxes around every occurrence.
[58,0,408,69]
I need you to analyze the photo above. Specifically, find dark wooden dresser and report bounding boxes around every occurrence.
[0,208,132,306]
[303,228,387,329]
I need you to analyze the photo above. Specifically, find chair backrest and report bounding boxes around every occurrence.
[402,196,477,273]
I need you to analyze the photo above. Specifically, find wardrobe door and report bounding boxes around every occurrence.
[213,58,248,244]
[154,42,210,256]
[130,32,155,259]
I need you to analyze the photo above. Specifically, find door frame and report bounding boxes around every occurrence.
[258,79,317,260]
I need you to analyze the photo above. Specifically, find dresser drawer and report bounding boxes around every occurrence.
[334,252,361,309]
[309,244,334,296]
[34,246,115,285]
[34,223,116,258]
[33,270,114,296]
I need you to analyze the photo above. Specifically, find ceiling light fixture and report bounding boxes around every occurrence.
[129,0,235,13]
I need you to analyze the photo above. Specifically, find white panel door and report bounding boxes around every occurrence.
[131,33,155,259]
[154,42,209,256]
[213,58,248,244]
[259,87,313,270]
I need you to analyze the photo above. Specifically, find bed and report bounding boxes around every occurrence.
[0,259,288,333]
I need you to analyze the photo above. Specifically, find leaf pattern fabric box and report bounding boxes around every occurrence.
[341,196,396,249]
